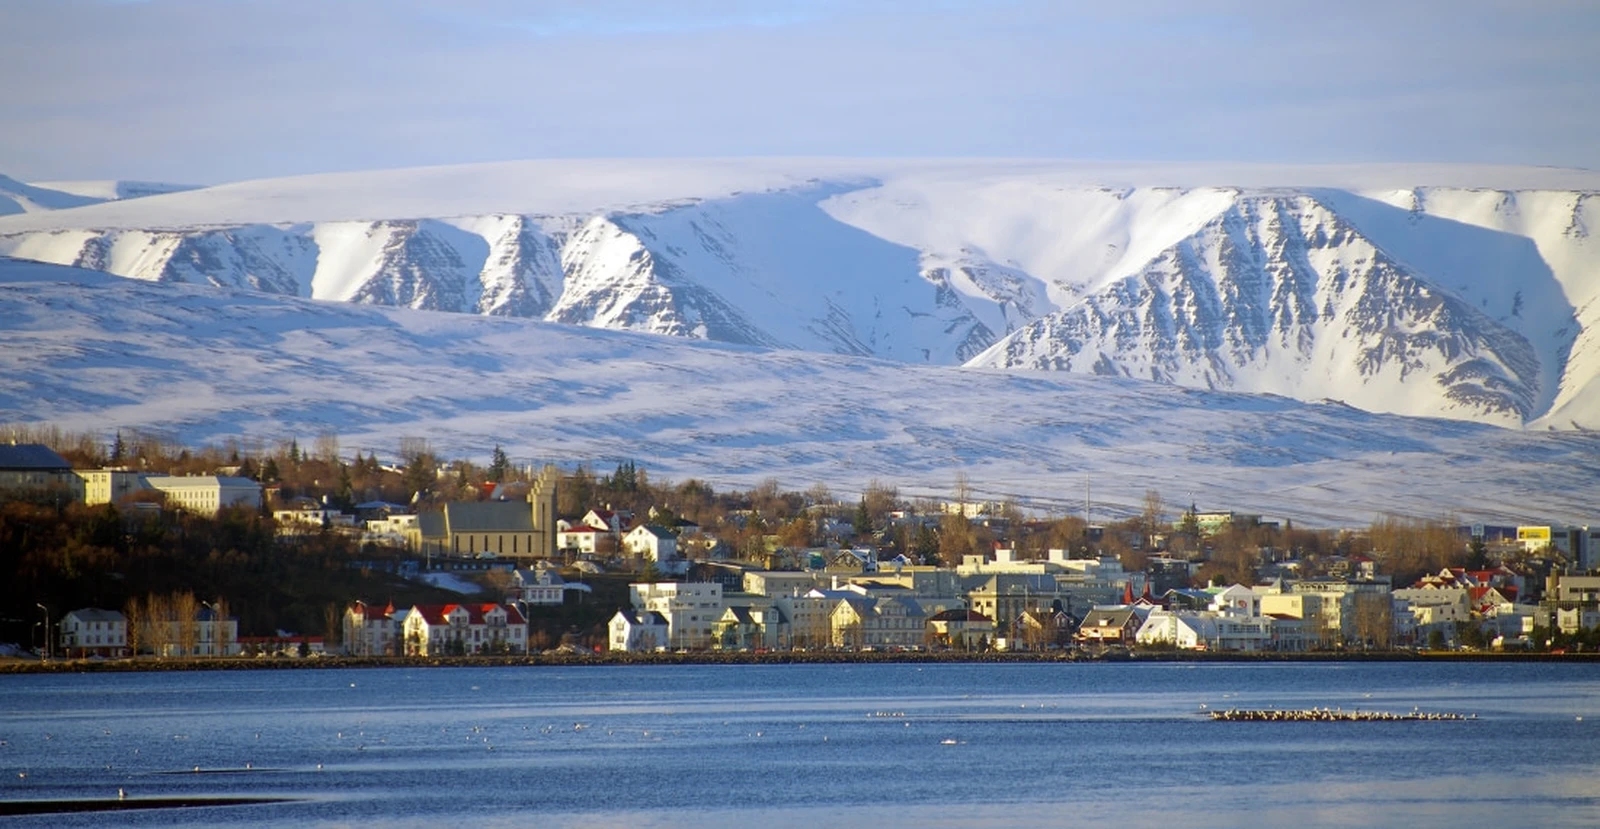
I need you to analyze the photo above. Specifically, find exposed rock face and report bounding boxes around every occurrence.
[969,195,1542,425]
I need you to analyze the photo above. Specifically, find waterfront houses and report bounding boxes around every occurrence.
[58,608,128,658]
[401,603,529,656]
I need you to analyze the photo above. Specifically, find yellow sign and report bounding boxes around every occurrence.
[1518,526,1551,542]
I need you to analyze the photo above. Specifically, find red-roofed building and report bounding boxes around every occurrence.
[343,600,401,657]
[401,603,528,656]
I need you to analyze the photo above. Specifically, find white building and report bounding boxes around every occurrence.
[401,603,528,656]
[142,475,262,515]
[364,513,418,547]
[609,609,669,652]
[58,608,128,658]
[557,525,604,554]
[1135,609,1273,652]
[624,525,682,573]
[343,601,401,656]
[629,582,722,649]
[75,469,147,505]
[510,568,567,606]
[273,507,358,533]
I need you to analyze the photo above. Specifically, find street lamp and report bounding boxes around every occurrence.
[35,604,49,661]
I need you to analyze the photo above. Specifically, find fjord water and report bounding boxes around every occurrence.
[3,662,1598,828]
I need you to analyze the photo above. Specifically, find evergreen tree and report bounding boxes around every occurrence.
[110,431,125,465]
[853,498,872,535]
[332,464,356,512]
[261,458,280,483]
[489,445,510,483]
[1179,503,1200,540]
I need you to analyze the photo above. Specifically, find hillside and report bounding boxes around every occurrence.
[3,256,1597,528]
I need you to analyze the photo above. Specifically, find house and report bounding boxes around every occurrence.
[1135,609,1272,652]
[411,466,558,559]
[1210,584,1260,616]
[624,524,683,574]
[609,609,669,652]
[557,524,605,554]
[926,608,994,650]
[58,608,128,658]
[0,443,75,495]
[1077,608,1141,646]
[401,603,528,655]
[141,474,262,516]
[1013,607,1078,649]
[711,605,785,651]
[510,568,566,606]
[273,505,358,533]
[343,601,401,656]
[830,596,926,649]
[827,548,878,573]
[364,513,419,548]
[583,508,632,535]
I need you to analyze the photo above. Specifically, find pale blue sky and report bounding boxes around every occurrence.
[1,0,1596,183]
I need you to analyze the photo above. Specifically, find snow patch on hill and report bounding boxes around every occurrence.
[3,256,1598,527]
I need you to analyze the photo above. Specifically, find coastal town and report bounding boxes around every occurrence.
[5,438,1599,664]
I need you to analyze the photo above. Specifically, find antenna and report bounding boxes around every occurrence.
[1084,474,1091,526]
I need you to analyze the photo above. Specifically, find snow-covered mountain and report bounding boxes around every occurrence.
[968,193,1545,426]
[4,256,1598,527]
[0,175,198,215]
[1,160,1597,427]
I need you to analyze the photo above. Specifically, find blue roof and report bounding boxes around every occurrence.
[0,443,71,471]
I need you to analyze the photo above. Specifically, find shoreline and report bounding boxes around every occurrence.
[4,649,1597,673]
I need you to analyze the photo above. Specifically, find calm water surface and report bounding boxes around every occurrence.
[2,661,1599,828]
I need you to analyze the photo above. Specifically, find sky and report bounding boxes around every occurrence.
[1,0,1597,184]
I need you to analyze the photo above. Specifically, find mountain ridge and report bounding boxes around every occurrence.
[1,160,1596,428]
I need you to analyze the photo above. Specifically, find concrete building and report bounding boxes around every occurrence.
[629,582,723,650]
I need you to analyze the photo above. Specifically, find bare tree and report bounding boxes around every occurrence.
[314,431,341,464]
[144,593,173,657]
[172,592,199,657]
[862,479,898,524]
[1141,489,1165,549]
